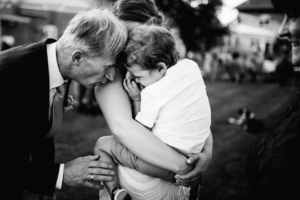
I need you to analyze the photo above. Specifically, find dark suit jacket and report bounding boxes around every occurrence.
[0,39,60,199]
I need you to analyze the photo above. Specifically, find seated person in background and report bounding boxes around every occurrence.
[94,24,211,199]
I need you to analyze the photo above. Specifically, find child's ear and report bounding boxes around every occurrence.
[157,62,167,75]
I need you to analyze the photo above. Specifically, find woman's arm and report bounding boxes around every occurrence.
[94,69,191,174]
[175,131,213,186]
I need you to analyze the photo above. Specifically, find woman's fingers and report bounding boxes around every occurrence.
[176,171,201,182]
[175,169,201,186]
[174,153,206,186]
[186,154,198,164]
[176,179,199,187]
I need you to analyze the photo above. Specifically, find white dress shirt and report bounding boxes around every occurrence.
[47,42,64,189]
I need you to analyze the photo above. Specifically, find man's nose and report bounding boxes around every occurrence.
[105,67,115,81]
[278,15,290,39]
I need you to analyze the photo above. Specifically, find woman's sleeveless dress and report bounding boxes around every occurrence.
[99,165,190,200]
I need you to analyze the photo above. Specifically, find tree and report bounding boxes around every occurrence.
[155,0,228,53]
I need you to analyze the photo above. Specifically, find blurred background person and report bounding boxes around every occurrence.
[226,51,242,83]
[247,0,300,199]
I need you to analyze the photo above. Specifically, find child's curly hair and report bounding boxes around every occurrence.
[119,24,180,70]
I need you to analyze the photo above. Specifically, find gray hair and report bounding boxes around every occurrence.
[58,7,127,58]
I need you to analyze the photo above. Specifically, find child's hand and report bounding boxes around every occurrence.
[123,78,141,102]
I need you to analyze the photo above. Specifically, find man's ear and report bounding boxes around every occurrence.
[72,50,83,66]
[156,62,167,75]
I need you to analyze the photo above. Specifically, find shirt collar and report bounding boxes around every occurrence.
[47,42,65,89]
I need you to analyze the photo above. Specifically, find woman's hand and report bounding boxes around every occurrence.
[175,131,213,186]
[175,151,212,186]
[123,78,141,102]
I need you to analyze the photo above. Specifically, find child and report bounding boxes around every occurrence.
[94,24,211,199]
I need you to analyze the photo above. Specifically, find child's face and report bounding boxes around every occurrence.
[125,64,164,87]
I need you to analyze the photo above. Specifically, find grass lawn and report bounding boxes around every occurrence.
[24,81,297,200]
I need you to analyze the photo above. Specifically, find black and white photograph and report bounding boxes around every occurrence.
[0,0,299,200]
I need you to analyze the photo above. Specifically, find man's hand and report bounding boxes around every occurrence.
[63,155,114,189]
[175,151,212,186]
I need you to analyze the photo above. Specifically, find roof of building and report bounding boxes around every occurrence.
[236,0,279,13]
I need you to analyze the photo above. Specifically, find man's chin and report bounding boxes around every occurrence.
[86,84,95,89]
[92,82,106,88]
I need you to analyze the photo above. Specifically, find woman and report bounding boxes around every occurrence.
[94,0,213,199]
[247,0,300,199]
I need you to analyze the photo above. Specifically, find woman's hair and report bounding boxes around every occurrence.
[112,0,164,25]
[271,0,300,14]
[58,7,127,58]
[121,24,179,70]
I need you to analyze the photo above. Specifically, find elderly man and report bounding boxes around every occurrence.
[0,8,127,199]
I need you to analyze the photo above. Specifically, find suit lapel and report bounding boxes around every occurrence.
[34,39,57,139]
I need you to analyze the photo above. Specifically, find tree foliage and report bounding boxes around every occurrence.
[155,0,229,53]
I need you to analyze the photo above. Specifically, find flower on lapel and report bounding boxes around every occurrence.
[64,95,76,113]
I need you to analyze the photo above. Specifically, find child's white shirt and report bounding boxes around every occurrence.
[135,59,211,153]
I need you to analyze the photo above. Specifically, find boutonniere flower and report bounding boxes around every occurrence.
[64,95,76,113]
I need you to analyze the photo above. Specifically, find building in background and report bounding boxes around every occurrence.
[0,0,115,49]
[228,0,283,57]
